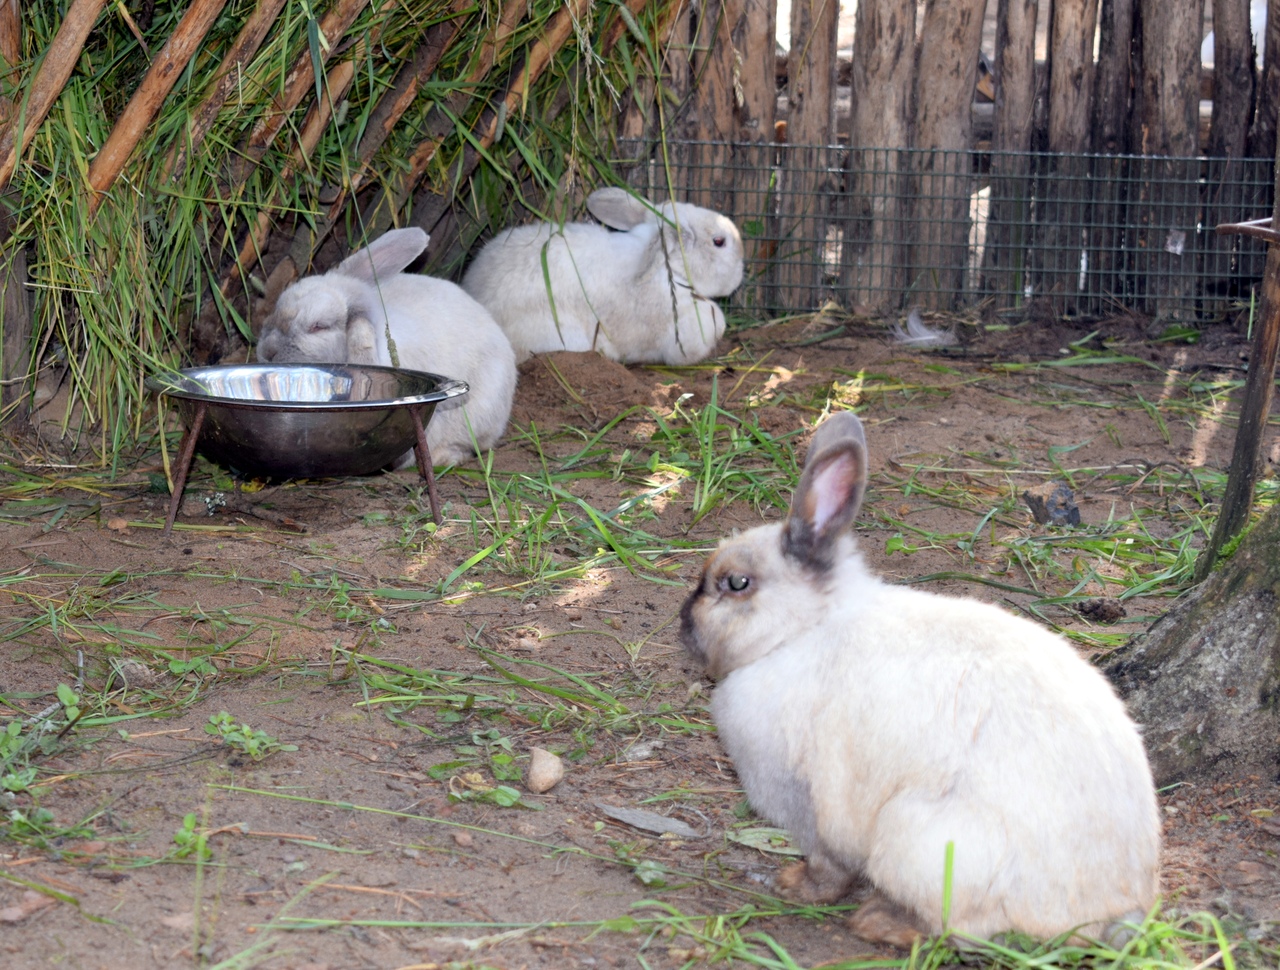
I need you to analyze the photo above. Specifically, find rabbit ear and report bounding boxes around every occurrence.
[783,413,869,568]
[345,315,379,364]
[586,188,655,230]
[335,228,430,282]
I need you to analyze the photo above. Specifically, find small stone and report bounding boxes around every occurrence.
[527,746,565,793]
[1022,480,1081,526]
[452,831,474,848]
[106,517,129,532]
[1077,598,1127,623]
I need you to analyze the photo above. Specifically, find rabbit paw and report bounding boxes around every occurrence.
[775,854,854,904]
[846,893,927,949]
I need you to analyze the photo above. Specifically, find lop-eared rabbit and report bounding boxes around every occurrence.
[257,228,516,466]
[680,412,1159,948]
[460,188,743,365]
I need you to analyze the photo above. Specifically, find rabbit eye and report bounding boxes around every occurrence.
[722,573,750,593]
[713,236,726,248]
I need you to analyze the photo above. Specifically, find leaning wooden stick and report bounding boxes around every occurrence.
[0,0,108,193]
[164,0,289,181]
[88,0,231,217]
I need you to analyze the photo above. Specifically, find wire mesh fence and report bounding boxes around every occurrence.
[615,140,1275,320]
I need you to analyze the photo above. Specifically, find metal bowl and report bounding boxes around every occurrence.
[146,363,469,478]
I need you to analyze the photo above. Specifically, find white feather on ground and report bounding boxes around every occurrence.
[890,308,957,348]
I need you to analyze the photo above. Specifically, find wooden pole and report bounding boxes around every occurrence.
[0,0,27,424]
[87,0,231,217]
[0,0,108,192]
[236,0,370,176]
[164,0,289,181]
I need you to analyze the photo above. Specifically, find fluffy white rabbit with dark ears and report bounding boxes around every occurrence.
[680,412,1160,948]
[256,228,516,466]
[460,187,744,365]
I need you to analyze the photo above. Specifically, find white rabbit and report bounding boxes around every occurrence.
[460,187,744,365]
[256,228,517,467]
[680,412,1160,948]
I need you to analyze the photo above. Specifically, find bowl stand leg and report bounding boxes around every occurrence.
[409,405,442,525]
[163,401,207,536]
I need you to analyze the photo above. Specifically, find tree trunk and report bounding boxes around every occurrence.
[1106,502,1280,785]
[840,0,916,312]
[1248,0,1280,158]
[1093,0,1136,154]
[1205,0,1259,316]
[981,0,1039,303]
[1135,0,1205,321]
[1088,0,1137,303]
[910,0,986,309]
[775,0,838,311]
[1040,0,1100,311]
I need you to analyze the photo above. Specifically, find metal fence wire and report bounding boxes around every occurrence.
[615,140,1275,320]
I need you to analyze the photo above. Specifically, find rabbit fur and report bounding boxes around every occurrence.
[256,228,517,467]
[680,412,1160,947]
[460,187,743,365]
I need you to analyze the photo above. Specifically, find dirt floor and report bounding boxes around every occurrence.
[1,312,1278,969]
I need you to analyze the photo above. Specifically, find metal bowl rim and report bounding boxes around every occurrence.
[145,363,469,411]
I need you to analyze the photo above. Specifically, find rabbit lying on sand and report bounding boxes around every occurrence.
[257,228,516,466]
[461,188,743,365]
[680,412,1160,948]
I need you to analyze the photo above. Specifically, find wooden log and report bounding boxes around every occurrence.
[236,0,370,177]
[1048,0,1100,154]
[274,0,471,279]
[1084,0,1137,304]
[1208,0,1256,159]
[1204,0,1259,315]
[775,0,837,311]
[1039,0,1100,311]
[1092,0,1135,153]
[839,0,915,312]
[0,0,17,74]
[619,0,687,142]
[355,0,528,238]
[1136,0,1205,321]
[88,0,231,217]
[981,0,1039,302]
[0,0,109,192]
[164,0,289,181]
[0,0,26,424]
[910,0,986,310]
[1248,0,1280,158]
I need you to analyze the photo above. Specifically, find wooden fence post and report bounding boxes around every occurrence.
[982,0,1040,302]
[774,0,837,312]
[0,0,27,424]
[839,0,915,312]
[1136,0,1206,321]
[911,0,986,310]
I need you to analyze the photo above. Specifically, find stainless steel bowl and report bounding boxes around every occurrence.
[146,364,469,478]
